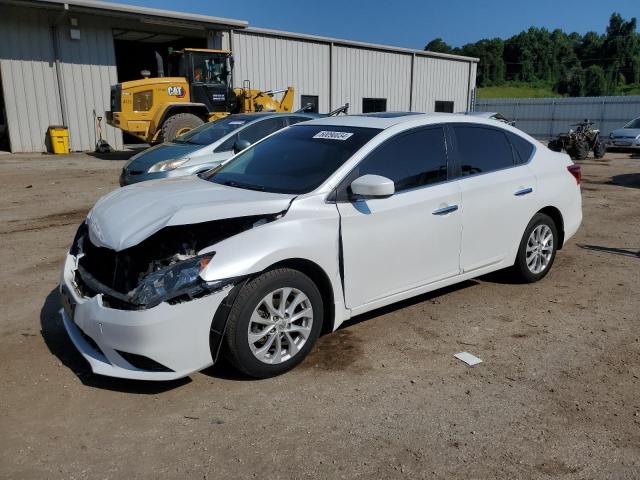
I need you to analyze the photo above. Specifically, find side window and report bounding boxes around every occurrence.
[300,95,319,113]
[363,98,387,113]
[238,118,287,144]
[452,125,514,176]
[215,134,237,152]
[506,131,534,165]
[435,101,454,113]
[349,127,448,193]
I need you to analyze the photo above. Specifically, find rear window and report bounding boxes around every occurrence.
[452,125,514,176]
[204,125,380,194]
[506,132,535,165]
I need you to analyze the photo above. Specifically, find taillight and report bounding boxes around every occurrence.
[567,164,581,185]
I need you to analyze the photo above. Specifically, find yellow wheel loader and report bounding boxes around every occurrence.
[106,48,295,143]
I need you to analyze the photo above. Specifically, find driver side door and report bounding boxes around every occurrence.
[336,126,462,310]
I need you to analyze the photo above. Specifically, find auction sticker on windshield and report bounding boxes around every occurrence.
[312,131,354,140]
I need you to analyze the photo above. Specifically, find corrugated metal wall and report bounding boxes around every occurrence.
[233,29,477,115]
[332,46,412,113]
[232,31,331,112]
[475,96,640,139]
[55,14,122,152]
[0,5,122,153]
[0,7,63,153]
[413,57,475,113]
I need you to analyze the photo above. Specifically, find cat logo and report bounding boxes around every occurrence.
[167,86,186,98]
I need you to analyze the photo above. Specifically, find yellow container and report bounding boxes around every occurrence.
[48,126,69,154]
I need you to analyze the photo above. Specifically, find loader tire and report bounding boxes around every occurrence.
[159,113,204,143]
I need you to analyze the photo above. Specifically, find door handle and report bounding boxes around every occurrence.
[432,204,459,215]
[514,187,533,196]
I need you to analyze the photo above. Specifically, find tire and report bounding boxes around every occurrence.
[568,139,589,160]
[593,140,606,159]
[512,213,558,283]
[223,268,324,378]
[159,113,203,143]
[548,139,563,152]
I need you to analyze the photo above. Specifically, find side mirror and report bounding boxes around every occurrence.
[350,174,395,198]
[233,139,251,154]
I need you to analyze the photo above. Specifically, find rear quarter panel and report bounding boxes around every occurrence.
[528,146,582,246]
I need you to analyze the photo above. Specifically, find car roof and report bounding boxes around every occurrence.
[298,112,472,129]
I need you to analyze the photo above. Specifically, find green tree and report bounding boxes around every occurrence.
[424,38,453,54]
[584,65,607,95]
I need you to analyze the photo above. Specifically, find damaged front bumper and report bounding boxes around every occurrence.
[59,253,231,381]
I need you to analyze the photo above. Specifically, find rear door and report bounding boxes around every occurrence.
[336,126,462,309]
[449,124,538,272]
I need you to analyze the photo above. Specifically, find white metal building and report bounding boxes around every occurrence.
[0,0,478,153]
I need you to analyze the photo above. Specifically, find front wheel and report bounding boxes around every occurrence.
[512,213,558,283]
[568,140,589,160]
[223,268,323,378]
[159,113,204,143]
[593,140,606,159]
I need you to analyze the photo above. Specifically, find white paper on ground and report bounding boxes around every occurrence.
[454,352,482,366]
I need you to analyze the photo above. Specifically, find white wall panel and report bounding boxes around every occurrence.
[232,31,330,112]
[412,56,472,113]
[332,46,412,113]
[56,14,122,151]
[0,7,63,152]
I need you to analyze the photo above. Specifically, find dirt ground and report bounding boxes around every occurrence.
[0,149,638,479]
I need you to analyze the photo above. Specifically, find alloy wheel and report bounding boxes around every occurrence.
[526,224,554,274]
[247,288,314,364]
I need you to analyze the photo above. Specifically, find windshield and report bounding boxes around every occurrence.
[204,125,381,194]
[173,117,251,146]
[624,118,640,129]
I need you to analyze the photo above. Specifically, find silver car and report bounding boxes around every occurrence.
[120,112,319,186]
[608,117,640,149]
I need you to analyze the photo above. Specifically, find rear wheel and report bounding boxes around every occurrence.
[224,268,323,378]
[512,213,558,283]
[568,140,589,160]
[548,139,563,152]
[159,113,203,143]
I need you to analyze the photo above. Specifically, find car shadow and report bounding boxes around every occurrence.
[39,288,190,393]
[607,173,640,189]
[578,244,640,258]
[86,145,148,161]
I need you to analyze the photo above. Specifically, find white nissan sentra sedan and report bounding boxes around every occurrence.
[59,113,582,380]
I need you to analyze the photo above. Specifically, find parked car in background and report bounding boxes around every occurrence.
[119,112,320,186]
[608,117,640,150]
[60,113,582,381]
[465,111,515,126]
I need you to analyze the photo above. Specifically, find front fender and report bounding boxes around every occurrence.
[199,196,347,327]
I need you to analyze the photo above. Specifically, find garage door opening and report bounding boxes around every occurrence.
[0,73,9,152]
[113,29,207,144]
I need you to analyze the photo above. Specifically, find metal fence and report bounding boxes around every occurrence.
[475,95,640,140]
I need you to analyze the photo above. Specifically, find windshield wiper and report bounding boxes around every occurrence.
[222,180,265,192]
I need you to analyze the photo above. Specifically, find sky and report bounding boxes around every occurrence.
[119,0,638,49]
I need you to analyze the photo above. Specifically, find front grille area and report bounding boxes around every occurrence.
[78,326,104,357]
[110,85,121,113]
[115,350,174,372]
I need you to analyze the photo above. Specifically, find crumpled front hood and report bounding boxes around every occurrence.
[125,142,204,172]
[87,176,295,251]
